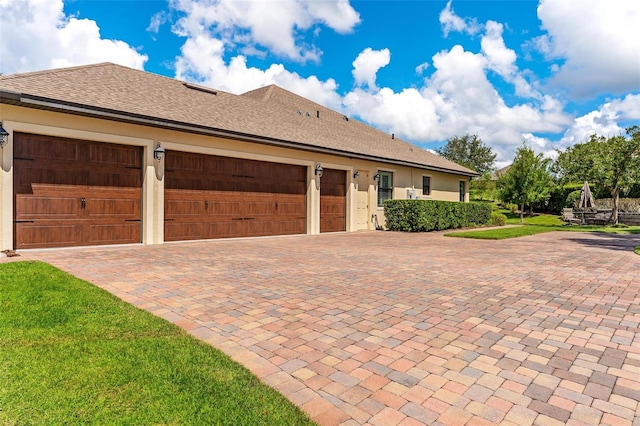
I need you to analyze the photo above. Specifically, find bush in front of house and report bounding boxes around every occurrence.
[384,200,491,232]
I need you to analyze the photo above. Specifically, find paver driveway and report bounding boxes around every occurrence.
[8,231,640,425]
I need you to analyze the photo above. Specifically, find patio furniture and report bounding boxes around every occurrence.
[561,208,581,225]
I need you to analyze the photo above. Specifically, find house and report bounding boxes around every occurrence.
[0,63,477,250]
[490,165,511,181]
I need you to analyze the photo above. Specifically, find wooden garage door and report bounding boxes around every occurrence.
[164,151,306,241]
[13,133,143,249]
[320,168,346,233]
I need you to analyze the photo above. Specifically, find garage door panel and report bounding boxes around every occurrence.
[320,169,346,233]
[165,222,206,241]
[166,151,204,171]
[165,200,206,217]
[15,195,80,220]
[13,133,143,249]
[87,223,141,245]
[165,151,306,241]
[208,220,244,239]
[16,223,81,249]
[89,170,142,188]
[14,163,89,191]
[210,199,243,216]
[277,199,306,215]
[15,136,80,161]
[87,198,141,219]
[89,144,141,167]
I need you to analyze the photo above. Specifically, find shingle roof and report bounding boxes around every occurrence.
[490,165,511,181]
[0,63,476,176]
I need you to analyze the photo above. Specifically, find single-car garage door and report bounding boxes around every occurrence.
[320,168,346,233]
[13,133,143,249]
[164,151,306,241]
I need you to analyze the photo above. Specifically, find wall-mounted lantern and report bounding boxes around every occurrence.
[0,123,9,148]
[153,142,165,161]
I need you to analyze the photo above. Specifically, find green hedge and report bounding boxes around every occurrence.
[384,200,491,232]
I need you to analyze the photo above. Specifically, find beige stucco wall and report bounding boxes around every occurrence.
[373,167,471,228]
[0,105,470,249]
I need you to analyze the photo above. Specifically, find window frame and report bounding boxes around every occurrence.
[459,180,466,202]
[422,176,431,197]
[377,170,393,207]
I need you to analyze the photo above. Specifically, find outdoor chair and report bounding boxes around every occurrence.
[561,208,581,225]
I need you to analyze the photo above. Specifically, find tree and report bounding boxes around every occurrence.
[498,144,553,223]
[555,126,640,224]
[436,134,497,175]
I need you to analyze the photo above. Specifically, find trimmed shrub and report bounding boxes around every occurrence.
[467,202,492,225]
[504,203,518,213]
[384,200,491,232]
[490,212,507,226]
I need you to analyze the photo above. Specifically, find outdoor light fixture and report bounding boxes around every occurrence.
[314,163,324,178]
[373,173,380,181]
[0,123,9,148]
[353,170,360,179]
[153,142,165,161]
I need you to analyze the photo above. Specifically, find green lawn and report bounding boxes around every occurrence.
[497,209,566,226]
[635,246,640,256]
[446,224,640,240]
[0,261,315,426]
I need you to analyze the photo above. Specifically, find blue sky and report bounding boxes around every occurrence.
[2,0,639,167]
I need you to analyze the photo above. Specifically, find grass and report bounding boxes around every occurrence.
[635,246,640,256]
[446,225,558,239]
[0,261,315,426]
[446,223,640,240]
[495,208,566,226]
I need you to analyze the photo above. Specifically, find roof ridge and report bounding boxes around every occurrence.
[1,62,115,80]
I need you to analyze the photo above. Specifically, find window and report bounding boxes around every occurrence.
[422,176,431,196]
[377,171,393,207]
[459,180,466,202]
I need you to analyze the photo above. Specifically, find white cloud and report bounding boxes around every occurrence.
[415,62,429,75]
[558,94,640,148]
[0,0,147,74]
[536,0,640,97]
[171,0,360,63]
[147,11,168,34]
[352,48,390,89]
[343,40,573,165]
[174,33,342,108]
[439,0,480,37]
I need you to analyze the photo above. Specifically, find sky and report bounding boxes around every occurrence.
[1,0,639,168]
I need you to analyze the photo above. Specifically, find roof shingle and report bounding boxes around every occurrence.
[0,63,476,176]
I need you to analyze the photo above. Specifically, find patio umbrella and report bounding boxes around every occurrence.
[578,181,595,209]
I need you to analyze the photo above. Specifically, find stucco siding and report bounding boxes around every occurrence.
[1,105,471,249]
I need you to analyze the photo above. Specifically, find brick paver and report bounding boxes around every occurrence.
[5,230,640,425]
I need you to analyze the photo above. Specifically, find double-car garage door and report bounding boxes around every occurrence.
[164,151,307,240]
[13,134,348,249]
[14,133,143,249]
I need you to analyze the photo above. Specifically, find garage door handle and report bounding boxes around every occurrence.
[14,220,35,223]
[205,201,209,209]
[245,217,255,221]
[232,218,243,221]
[124,219,141,222]
[81,198,86,209]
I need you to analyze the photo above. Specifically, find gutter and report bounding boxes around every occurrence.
[0,90,478,177]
